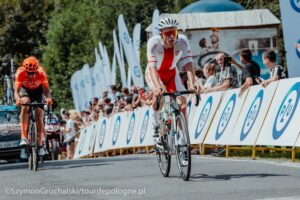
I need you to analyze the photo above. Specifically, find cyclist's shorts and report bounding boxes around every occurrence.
[20,86,44,103]
[145,67,186,92]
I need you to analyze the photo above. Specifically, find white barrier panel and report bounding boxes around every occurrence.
[204,88,248,145]
[189,92,222,144]
[83,122,98,156]
[226,82,278,145]
[119,108,142,149]
[187,97,197,126]
[73,127,89,159]
[107,113,127,150]
[256,78,300,146]
[133,106,154,147]
[93,117,111,153]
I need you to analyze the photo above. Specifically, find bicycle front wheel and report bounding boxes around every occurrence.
[32,123,39,172]
[156,123,171,177]
[175,113,191,181]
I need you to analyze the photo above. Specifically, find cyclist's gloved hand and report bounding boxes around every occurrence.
[46,98,53,106]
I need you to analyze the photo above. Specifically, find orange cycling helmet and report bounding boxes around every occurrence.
[23,56,39,72]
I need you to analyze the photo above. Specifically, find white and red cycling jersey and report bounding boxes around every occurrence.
[145,34,193,92]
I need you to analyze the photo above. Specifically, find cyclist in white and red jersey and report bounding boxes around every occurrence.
[145,16,199,146]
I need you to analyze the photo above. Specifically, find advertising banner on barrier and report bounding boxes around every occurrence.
[94,117,111,153]
[256,78,300,146]
[226,82,278,145]
[204,88,248,145]
[74,127,89,159]
[189,92,222,145]
[133,106,154,147]
[107,113,127,150]
[187,96,197,127]
[119,109,142,149]
[82,122,98,156]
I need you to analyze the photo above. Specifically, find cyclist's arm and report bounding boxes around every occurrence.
[41,72,52,99]
[184,62,196,90]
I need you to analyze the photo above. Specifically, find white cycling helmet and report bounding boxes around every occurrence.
[158,17,179,30]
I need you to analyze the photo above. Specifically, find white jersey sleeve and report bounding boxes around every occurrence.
[146,36,159,69]
[176,34,193,70]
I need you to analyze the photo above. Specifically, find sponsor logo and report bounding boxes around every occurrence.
[91,77,96,86]
[187,100,192,117]
[195,96,213,139]
[112,116,121,146]
[140,110,149,144]
[88,124,97,151]
[273,82,300,140]
[80,80,85,88]
[290,0,300,13]
[85,76,90,84]
[240,90,264,141]
[126,113,136,145]
[134,66,141,78]
[123,32,130,44]
[98,120,106,148]
[215,94,236,140]
[296,39,300,58]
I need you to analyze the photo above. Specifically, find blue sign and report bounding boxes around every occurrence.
[134,66,141,78]
[140,110,150,144]
[290,0,300,13]
[126,113,136,145]
[215,94,236,140]
[296,39,300,59]
[98,120,106,148]
[112,116,121,146]
[195,96,213,139]
[273,82,300,140]
[240,90,264,141]
[123,32,130,44]
[88,124,97,151]
[78,128,88,155]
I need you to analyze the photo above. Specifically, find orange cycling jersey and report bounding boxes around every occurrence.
[15,66,49,90]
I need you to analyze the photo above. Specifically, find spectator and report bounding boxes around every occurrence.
[121,87,130,97]
[260,50,286,87]
[232,49,260,97]
[203,53,236,93]
[109,85,117,102]
[201,63,218,90]
[123,94,134,111]
[61,110,76,160]
[102,90,108,98]
[199,38,210,56]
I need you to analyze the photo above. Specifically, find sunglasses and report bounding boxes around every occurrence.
[161,30,177,37]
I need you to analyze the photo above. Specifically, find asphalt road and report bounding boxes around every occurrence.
[0,155,300,200]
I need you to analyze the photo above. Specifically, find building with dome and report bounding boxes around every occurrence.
[146,0,280,80]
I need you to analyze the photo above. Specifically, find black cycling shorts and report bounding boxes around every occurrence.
[20,86,44,103]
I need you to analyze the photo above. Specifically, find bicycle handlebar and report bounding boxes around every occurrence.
[160,90,200,107]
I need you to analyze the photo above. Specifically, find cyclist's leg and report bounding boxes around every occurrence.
[19,87,30,144]
[36,108,44,146]
[31,86,45,147]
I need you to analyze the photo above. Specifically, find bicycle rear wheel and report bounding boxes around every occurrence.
[175,113,191,181]
[156,125,171,177]
[28,149,33,170]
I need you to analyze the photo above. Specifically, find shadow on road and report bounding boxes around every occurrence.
[190,173,289,181]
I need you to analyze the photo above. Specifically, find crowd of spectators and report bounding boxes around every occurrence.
[59,48,287,158]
